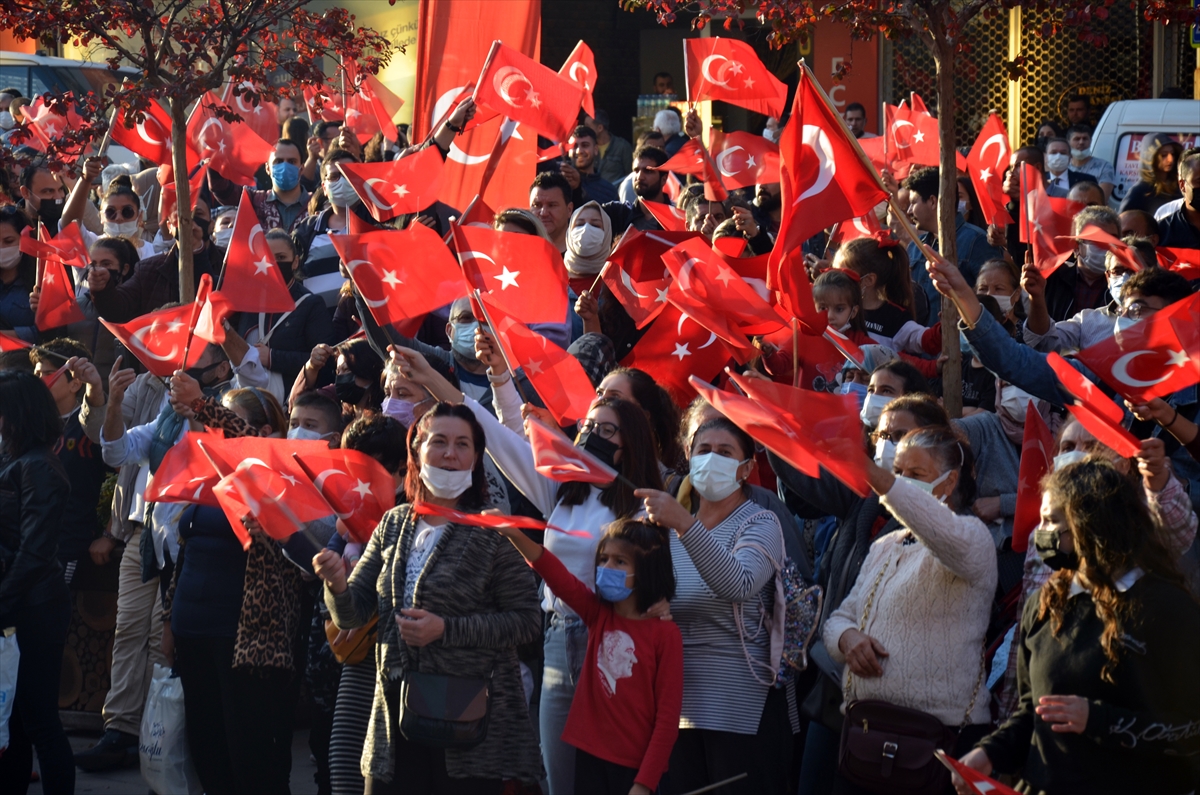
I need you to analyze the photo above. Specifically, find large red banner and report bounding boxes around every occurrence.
[414,0,541,212]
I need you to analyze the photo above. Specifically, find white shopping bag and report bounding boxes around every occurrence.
[0,627,17,752]
[140,664,202,795]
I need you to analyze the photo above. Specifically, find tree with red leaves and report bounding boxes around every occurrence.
[623,0,1199,415]
[0,0,393,302]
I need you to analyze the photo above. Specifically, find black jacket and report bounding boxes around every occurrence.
[91,243,224,323]
[1043,259,1108,323]
[235,281,337,388]
[0,446,71,622]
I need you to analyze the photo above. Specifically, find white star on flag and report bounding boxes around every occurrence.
[728,61,744,75]
[913,130,925,143]
[528,91,542,109]
[655,287,669,304]
[979,168,992,182]
[346,109,362,123]
[495,267,520,289]
[743,76,755,89]
[353,479,372,498]
[280,474,299,486]
[43,271,54,285]
[525,359,543,375]
[714,266,736,286]
[392,184,409,198]
[254,257,273,275]
[167,320,184,334]
[745,154,756,168]
[382,270,402,289]
[1166,349,1189,368]
[672,342,691,361]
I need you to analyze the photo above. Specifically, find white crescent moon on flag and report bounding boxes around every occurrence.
[697,331,718,349]
[701,54,732,88]
[313,468,354,519]
[978,134,1008,169]
[494,66,533,108]
[677,257,700,291]
[130,324,180,363]
[568,62,590,86]
[345,260,390,308]
[433,86,494,167]
[852,217,872,235]
[459,250,498,269]
[197,117,225,151]
[619,268,649,299]
[362,179,396,212]
[247,224,267,258]
[1111,350,1175,389]
[797,125,836,202]
[674,313,716,349]
[891,119,914,149]
[137,118,165,147]
[715,146,744,177]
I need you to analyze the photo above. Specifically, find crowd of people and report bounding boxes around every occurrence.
[0,71,1198,795]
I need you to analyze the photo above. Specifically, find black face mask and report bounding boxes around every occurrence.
[1034,136,1050,151]
[1188,192,1200,212]
[275,257,295,284]
[1033,529,1079,572]
[335,372,366,405]
[577,431,620,469]
[36,197,64,229]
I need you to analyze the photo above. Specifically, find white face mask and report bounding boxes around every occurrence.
[287,426,328,442]
[569,222,606,258]
[0,245,20,270]
[999,384,1034,422]
[0,111,13,130]
[420,463,473,499]
[956,199,968,216]
[897,469,952,503]
[1078,242,1107,274]
[325,178,360,209]
[689,452,746,502]
[103,219,140,238]
[1114,314,1139,334]
[1053,450,1088,471]
[213,227,234,249]
[874,438,896,471]
[1070,147,1091,160]
[762,126,779,143]
[859,393,893,428]
[1107,273,1129,305]
[1045,153,1070,174]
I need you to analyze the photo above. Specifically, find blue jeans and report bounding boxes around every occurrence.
[540,613,588,795]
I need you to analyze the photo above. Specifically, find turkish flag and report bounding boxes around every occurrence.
[35,256,84,331]
[609,228,698,282]
[19,95,87,154]
[708,130,780,191]
[527,417,617,485]
[49,222,89,270]
[186,92,275,186]
[1061,226,1145,273]
[639,199,688,232]
[823,325,866,368]
[662,237,783,337]
[194,290,233,346]
[342,59,402,145]
[884,100,939,168]
[966,114,1014,226]
[413,0,539,212]
[1074,291,1200,404]
[858,135,888,175]
[0,334,32,352]
[456,194,497,229]
[684,38,787,118]
[659,140,709,176]
[291,448,396,545]
[1156,246,1200,273]
[158,161,209,224]
[111,100,175,166]
[331,222,463,328]
[337,147,444,222]
[1047,352,1141,458]
[452,224,568,325]
[934,751,1021,795]
[478,294,596,424]
[601,262,670,329]
[725,371,870,496]
[219,190,295,313]
[101,304,207,377]
[213,457,333,547]
[1019,164,1076,277]
[620,305,734,406]
[18,226,62,263]
[221,80,281,148]
[474,41,585,142]
[303,83,345,123]
[559,40,596,119]
[1011,402,1054,553]
[772,248,828,336]
[827,211,883,248]
[146,431,238,507]
[773,64,888,274]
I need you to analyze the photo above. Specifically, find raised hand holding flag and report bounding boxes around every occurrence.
[337,147,444,222]
[474,40,585,141]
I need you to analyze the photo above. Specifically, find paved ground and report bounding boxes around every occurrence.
[30,729,319,795]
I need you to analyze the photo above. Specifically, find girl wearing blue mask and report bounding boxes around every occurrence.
[635,418,790,795]
[493,518,683,795]
[823,425,996,795]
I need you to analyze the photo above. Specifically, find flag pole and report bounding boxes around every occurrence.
[290,451,340,517]
[791,317,800,388]
[796,60,976,331]
[586,260,609,299]
[473,290,533,404]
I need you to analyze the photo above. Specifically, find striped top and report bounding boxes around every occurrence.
[670,499,784,734]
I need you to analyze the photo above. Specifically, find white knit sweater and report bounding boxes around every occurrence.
[823,477,997,726]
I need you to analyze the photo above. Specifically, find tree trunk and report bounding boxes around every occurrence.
[169,98,196,304]
[933,40,963,418]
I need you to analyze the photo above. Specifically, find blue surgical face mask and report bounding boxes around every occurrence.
[959,331,973,359]
[595,565,633,602]
[288,426,326,442]
[840,380,869,410]
[271,161,300,192]
[450,320,479,360]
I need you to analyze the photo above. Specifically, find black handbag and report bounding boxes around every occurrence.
[398,670,492,749]
[836,549,985,795]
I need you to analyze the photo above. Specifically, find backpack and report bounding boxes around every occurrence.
[733,520,824,689]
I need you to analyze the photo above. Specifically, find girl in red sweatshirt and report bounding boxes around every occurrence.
[494,518,682,795]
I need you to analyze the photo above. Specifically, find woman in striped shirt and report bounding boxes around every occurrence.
[637,417,790,795]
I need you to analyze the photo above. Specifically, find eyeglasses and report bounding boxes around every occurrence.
[870,428,912,445]
[578,418,619,440]
[104,205,138,221]
[1119,300,1158,320]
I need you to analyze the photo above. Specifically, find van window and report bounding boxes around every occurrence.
[1113,132,1200,202]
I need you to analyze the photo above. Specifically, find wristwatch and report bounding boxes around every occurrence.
[446,121,463,134]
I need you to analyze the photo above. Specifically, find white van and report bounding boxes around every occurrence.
[1090,98,1200,204]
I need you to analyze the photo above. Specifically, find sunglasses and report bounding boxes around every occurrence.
[104,205,138,221]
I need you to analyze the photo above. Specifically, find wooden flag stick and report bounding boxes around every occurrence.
[885,194,976,329]
[587,260,610,298]
[791,317,800,388]
[678,772,750,795]
[473,290,532,404]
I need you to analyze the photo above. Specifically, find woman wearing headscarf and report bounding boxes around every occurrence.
[1118,134,1183,216]
[564,201,613,297]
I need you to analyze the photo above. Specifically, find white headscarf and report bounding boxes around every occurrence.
[563,201,613,277]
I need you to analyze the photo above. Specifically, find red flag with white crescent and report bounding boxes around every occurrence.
[619,305,733,406]
[100,304,207,377]
[967,114,1014,226]
[221,80,281,148]
[684,38,787,119]
[413,0,540,211]
[1012,402,1055,553]
[639,199,688,232]
[558,40,596,119]
[527,417,617,485]
[34,255,84,331]
[185,92,274,186]
[474,40,585,142]
[337,147,444,222]
[219,191,296,314]
[291,447,396,544]
[452,224,569,325]
[19,95,87,154]
[110,100,176,166]
[342,59,402,145]
[707,130,780,191]
[1047,352,1141,458]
